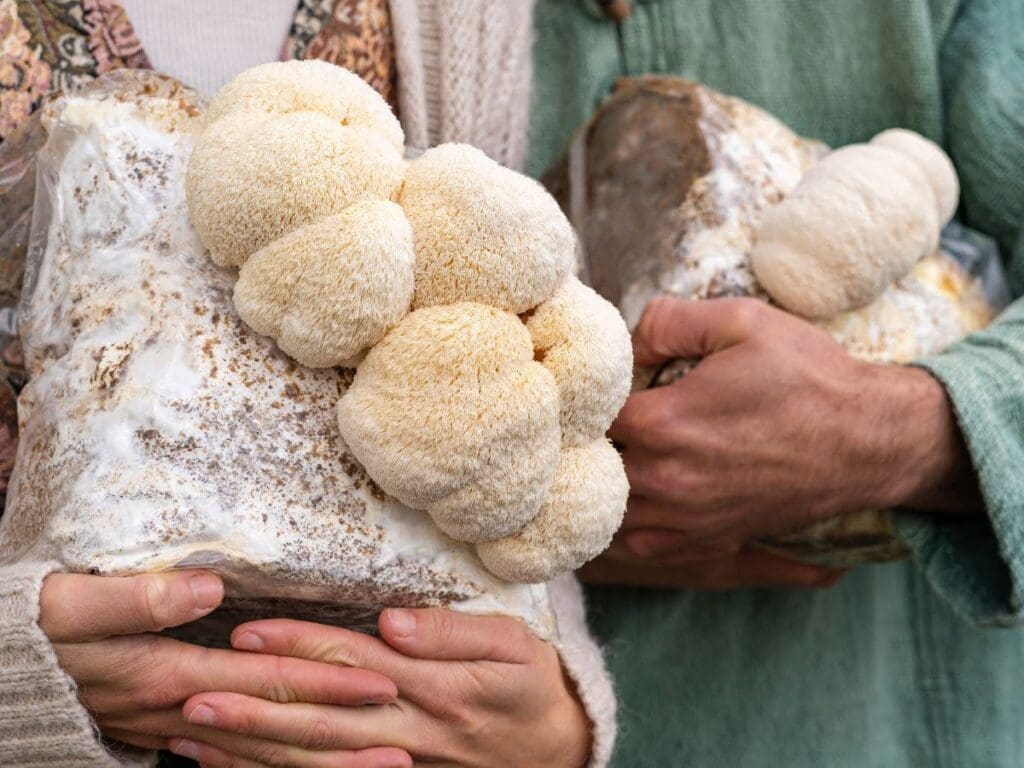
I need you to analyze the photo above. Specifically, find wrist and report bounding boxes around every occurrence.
[859,363,980,513]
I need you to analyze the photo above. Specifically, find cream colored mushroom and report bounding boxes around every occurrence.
[204,60,403,151]
[186,111,404,268]
[871,128,959,225]
[476,439,628,583]
[399,144,575,314]
[233,200,415,368]
[751,143,940,319]
[337,302,562,543]
[526,277,633,446]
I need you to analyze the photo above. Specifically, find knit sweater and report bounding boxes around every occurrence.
[529,1,1024,765]
[0,2,616,766]
[390,0,535,169]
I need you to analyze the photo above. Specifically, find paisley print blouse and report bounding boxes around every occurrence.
[0,0,396,142]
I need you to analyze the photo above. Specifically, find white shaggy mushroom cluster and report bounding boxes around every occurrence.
[186,61,633,583]
[752,128,959,320]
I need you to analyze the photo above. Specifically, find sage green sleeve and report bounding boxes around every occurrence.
[898,0,1024,626]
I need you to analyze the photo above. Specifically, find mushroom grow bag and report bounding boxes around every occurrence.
[0,71,555,639]
[545,77,1008,567]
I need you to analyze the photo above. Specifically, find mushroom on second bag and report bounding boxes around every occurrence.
[870,129,959,224]
[233,200,415,368]
[751,129,957,319]
[527,277,633,446]
[476,439,629,584]
[337,302,563,544]
[399,144,576,314]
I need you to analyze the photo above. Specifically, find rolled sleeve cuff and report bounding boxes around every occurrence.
[898,301,1024,626]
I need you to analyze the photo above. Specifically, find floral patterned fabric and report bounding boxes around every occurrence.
[284,0,396,106]
[0,0,148,140]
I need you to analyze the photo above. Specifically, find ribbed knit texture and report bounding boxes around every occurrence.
[0,560,153,768]
[392,0,535,169]
[530,1,1024,766]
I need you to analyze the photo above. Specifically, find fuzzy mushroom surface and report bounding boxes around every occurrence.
[204,60,404,151]
[870,128,959,225]
[186,112,404,268]
[399,144,575,314]
[476,439,629,583]
[233,200,415,368]
[526,277,633,446]
[186,60,634,584]
[336,302,562,544]
[751,141,941,319]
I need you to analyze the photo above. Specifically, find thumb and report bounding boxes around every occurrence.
[39,569,224,643]
[633,296,766,367]
[378,607,534,664]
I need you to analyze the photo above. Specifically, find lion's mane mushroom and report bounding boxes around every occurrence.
[233,200,415,368]
[186,112,404,268]
[476,439,629,583]
[186,60,633,583]
[526,277,633,446]
[203,60,404,151]
[336,302,562,544]
[399,144,576,314]
[750,130,953,319]
[870,129,959,224]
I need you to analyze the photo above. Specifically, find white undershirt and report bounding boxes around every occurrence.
[119,0,300,96]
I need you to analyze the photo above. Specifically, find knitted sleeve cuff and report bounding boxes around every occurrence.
[547,573,617,768]
[0,560,155,768]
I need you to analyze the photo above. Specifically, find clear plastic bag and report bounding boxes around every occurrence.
[0,70,555,639]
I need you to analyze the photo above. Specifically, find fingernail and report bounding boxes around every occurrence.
[170,738,200,759]
[233,631,263,651]
[385,608,416,638]
[186,703,217,726]
[190,573,223,611]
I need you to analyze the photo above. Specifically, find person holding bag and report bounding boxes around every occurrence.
[0,2,611,767]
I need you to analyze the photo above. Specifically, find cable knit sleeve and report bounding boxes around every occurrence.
[390,0,535,170]
[547,573,617,768]
[0,560,155,768]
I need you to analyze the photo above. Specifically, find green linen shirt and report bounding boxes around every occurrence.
[529,1,1024,765]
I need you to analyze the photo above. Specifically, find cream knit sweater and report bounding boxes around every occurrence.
[0,2,616,766]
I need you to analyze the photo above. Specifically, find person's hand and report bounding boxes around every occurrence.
[608,296,979,578]
[172,608,591,768]
[40,570,411,768]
